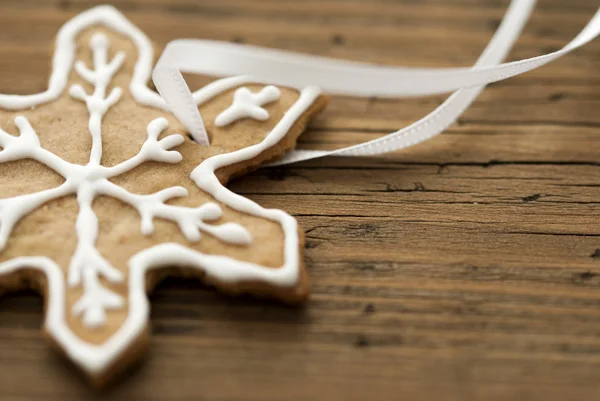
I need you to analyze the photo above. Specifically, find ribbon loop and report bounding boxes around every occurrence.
[152,0,600,164]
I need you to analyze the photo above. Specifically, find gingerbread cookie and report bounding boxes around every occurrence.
[0,6,326,385]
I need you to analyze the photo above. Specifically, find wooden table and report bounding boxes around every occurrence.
[1,0,599,399]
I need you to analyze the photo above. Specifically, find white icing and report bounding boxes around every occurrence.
[215,85,280,127]
[0,6,162,111]
[0,5,279,139]
[0,5,321,377]
[69,33,124,166]
[0,33,252,329]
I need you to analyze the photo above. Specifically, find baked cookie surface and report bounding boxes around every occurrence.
[0,5,325,385]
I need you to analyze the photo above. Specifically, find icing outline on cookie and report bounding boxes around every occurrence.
[0,5,321,377]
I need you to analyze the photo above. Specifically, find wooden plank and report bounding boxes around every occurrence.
[0,0,600,400]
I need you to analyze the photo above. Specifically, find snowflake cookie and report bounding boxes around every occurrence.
[0,6,325,385]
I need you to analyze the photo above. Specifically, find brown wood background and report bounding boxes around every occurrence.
[1,0,599,400]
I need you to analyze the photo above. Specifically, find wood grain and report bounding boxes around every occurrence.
[0,0,599,399]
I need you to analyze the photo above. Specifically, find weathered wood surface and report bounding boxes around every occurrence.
[1,0,599,400]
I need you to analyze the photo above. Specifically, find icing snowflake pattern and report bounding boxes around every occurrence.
[0,5,322,380]
[0,33,251,328]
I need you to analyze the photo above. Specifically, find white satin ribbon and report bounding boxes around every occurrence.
[152,0,600,164]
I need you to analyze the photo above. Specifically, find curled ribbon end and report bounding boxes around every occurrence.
[150,0,599,159]
[189,126,210,147]
[152,60,211,147]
